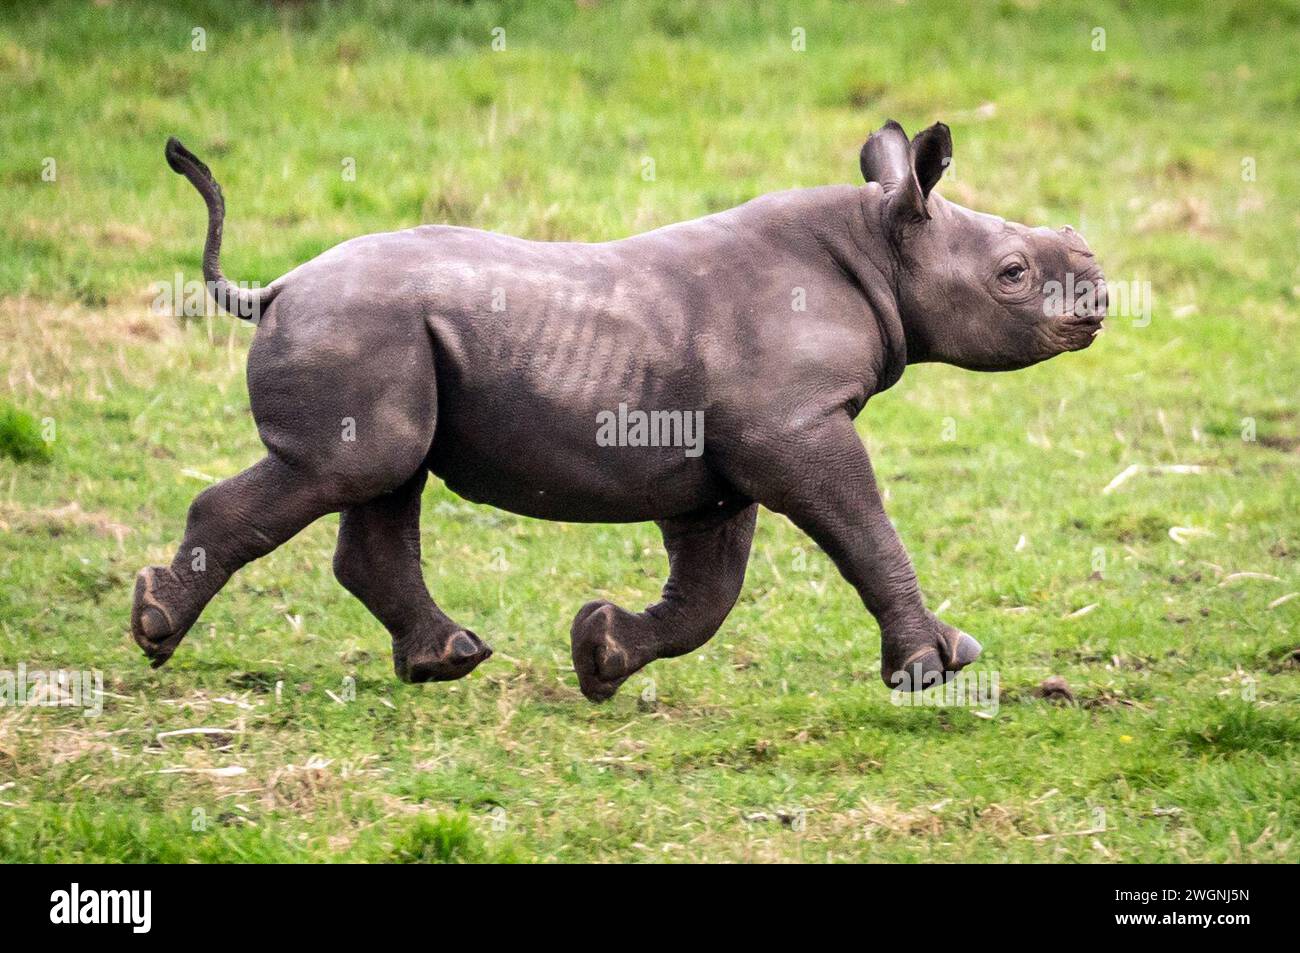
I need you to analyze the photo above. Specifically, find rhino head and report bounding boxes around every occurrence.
[861,120,1107,372]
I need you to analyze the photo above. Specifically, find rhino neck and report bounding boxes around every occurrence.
[846,186,909,392]
[795,186,910,393]
[720,185,909,394]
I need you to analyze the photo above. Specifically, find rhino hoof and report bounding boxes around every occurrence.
[131,567,190,668]
[951,631,983,667]
[570,600,638,703]
[882,620,982,692]
[396,628,492,683]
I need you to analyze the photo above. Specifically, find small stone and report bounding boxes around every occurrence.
[1034,675,1075,703]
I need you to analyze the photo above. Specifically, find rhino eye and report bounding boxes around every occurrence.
[1000,264,1027,282]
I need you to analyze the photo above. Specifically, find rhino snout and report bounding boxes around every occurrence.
[1073,272,1107,320]
[1053,268,1106,353]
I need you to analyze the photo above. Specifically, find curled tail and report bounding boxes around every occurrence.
[164,137,279,320]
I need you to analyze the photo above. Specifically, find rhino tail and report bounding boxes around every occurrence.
[165,137,280,321]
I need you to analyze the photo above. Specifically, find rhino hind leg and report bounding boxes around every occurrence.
[570,502,757,702]
[131,453,344,667]
[132,328,440,670]
[333,469,492,683]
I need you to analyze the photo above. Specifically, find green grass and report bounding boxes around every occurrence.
[0,0,1297,862]
[0,403,52,463]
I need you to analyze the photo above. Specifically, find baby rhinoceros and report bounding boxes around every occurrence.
[134,120,1106,701]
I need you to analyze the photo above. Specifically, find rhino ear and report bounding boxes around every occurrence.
[860,119,927,224]
[910,122,952,200]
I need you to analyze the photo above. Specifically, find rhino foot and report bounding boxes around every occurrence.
[570,600,647,702]
[393,626,493,683]
[881,611,982,691]
[131,566,196,668]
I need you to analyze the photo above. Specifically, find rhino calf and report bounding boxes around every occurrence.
[133,120,1105,700]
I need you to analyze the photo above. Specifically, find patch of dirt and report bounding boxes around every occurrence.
[973,803,1027,837]
[1107,652,1178,672]
[843,80,887,109]
[1268,647,1300,674]
[490,664,582,705]
[260,757,346,814]
[1257,433,1300,453]
[741,807,809,828]
[845,801,946,838]
[1134,195,1217,237]
[1002,677,1147,711]
[0,501,130,544]
[97,223,154,248]
[20,217,154,249]
[0,711,22,770]
[1102,512,1167,544]
[2,712,116,773]
[226,671,280,694]
[0,296,193,402]
[124,318,162,341]
[1161,157,1198,181]
[1048,648,1108,664]
[1079,691,1146,711]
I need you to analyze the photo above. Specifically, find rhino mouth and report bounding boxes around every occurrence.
[1059,314,1104,351]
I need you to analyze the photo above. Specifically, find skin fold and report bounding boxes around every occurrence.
[133,120,1106,701]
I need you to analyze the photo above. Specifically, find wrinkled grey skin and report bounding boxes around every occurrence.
[133,120,1105,701]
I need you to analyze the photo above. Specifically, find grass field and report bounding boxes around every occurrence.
[1,0,1297,862]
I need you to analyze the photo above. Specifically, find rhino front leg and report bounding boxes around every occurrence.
[729,414,981,691]
[334,470,492,683]
[571,502,757,702]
